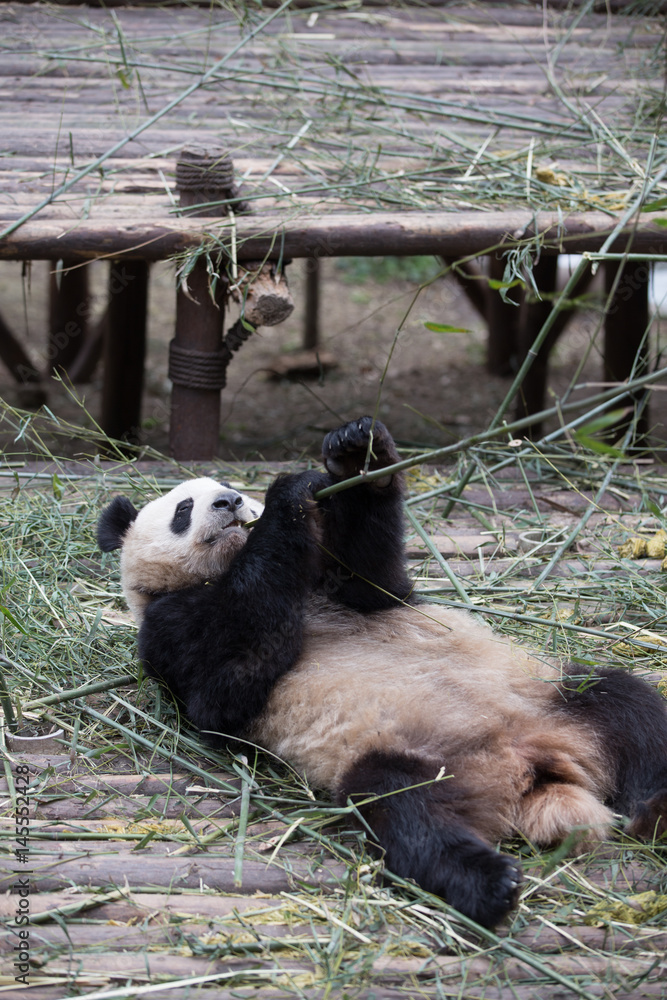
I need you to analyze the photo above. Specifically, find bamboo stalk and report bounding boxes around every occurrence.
[314,366,667,500]
[404,508,475,609]
[233,756,251,888]
[22,674,137,711]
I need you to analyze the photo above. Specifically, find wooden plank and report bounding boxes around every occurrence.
[1,942,664,1000]
[0,1,661,264]
[1,211,666,261]
[0,849,346,894]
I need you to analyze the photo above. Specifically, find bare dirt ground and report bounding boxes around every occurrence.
[0,255,665,463]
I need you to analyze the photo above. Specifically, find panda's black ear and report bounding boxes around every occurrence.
[97,496,139,552]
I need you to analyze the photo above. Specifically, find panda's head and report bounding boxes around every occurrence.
[98,478,264,623]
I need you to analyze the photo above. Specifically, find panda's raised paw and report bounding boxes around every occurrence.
[322,417,400,481]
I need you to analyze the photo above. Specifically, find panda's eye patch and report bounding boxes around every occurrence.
[170,497,194,535]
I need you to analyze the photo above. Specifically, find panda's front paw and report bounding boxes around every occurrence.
[264,470,330,514]
[322,417,400,481]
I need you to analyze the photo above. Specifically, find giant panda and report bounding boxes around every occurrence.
[98,417,667,928]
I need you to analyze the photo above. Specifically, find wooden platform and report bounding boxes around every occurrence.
[1,756,666,1000]
[0,1,665,455]
[1,2,665,255]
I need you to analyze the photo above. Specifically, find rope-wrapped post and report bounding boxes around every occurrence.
[175,145,246,216]
[169,146,237,460]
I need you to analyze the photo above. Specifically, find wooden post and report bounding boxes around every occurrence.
[100,260,149,443]
[48,259,90,375]
[0,308,45,405]
[486,255,520,376]
[169,261,227,460]
[303,259,319,350]
[168,146,244,460]
[440,256,488,323]
[604,260,650,443]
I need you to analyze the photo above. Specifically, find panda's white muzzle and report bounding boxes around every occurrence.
[203,489,259,545]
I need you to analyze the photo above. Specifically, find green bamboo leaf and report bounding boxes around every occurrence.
[424,322,472,333]
[487,278,525,292]
[574,435,626,458]
[575,409,628,435]
[645,499,663,518]
[641,197,667,212]
[116,67,132,89]
[0,605,29,634]
[573,408,629,458]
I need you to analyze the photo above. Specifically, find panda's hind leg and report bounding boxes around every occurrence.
[560,667,667,840]
[518,782,614,848]
[338,749,521,928]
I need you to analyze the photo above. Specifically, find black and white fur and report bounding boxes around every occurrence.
[98,478,263,624]
[98,418,667,928]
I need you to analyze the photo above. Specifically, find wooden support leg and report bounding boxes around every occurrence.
[303,258,320,350]
[487,255,520,376]
[48,260,90,375]
[67,313,105,384]
[514,255,559,438]
[0,311,36,382]
[169,258,227,460]
[100,260,149,443]
[604,260,650,443]
[440,256,488,322]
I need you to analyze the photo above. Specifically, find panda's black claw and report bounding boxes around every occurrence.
[322,417,400,481]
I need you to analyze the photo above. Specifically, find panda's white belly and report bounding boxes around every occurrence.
[251,600,566,792]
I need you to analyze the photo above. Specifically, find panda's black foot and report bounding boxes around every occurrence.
[340,749,521,928]
[382,825,521,928]
[426,844,522,929]
[627,789,667,840]
[322,417,400,481]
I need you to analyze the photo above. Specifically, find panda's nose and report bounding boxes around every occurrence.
[212,490,244,512]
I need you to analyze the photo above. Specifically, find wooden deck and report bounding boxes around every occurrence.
[0,1,665,456]
[1,757,666,1000]
[1,2,665,257]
